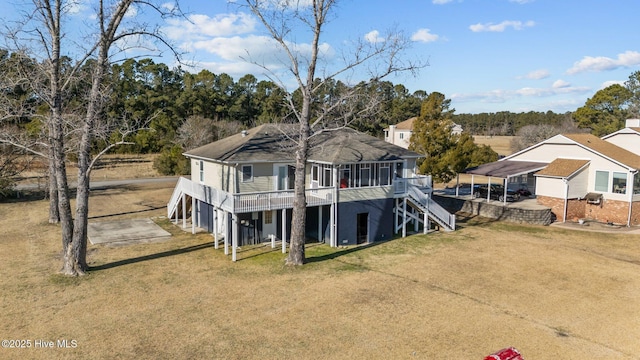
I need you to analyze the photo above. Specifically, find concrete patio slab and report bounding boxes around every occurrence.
[88,218,172,246]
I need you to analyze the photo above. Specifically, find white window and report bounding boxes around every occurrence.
[379,163,391,186]
[311,164,319,182]
[594,170,608,192]
[399,133,404,139]
[242,165,253,183]
[199,161,204,182]
[612,172,627,193]
[360,164,371,187]
[322,165,332,187]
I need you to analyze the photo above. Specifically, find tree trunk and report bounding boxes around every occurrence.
[47,143,60,224]
[65,73,102,276]
[286,120,310,265]
[51,117,73,266]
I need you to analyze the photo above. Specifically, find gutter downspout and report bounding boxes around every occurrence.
[563,178,569,223]
[627,170,637,227]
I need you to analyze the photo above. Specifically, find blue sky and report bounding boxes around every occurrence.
[4,0,640,114]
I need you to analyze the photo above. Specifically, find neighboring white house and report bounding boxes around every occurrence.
[167,124,456,261]
[384,117,463,149]
[463,119,640,226]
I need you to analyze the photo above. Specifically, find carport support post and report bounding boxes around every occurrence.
[503,178,508,205]
[470,176,475,199]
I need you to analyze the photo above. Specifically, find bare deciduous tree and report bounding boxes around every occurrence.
[2,0,181,275]
[242,0,423,265]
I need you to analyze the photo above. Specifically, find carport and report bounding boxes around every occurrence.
[455,160,548,204]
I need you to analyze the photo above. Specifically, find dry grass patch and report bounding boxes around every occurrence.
[17,154,161,189]
[473,135,514,156]
[2,184,640,359]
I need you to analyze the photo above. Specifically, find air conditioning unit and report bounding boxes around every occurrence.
[584,192,602,205]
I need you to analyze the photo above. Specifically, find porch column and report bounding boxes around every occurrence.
[318,206,323,243]
[330,203,336,247]
[402,198,407,238]
[282,210,287,253]
[423,212,428,234]
[224,211,229,255]
[232,213,238,262]
[191,196,196,234]
[213,207,218,249]
[413,207,419,232]
[394,198,399,235]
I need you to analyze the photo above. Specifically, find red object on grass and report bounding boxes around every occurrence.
[484,347,524,360]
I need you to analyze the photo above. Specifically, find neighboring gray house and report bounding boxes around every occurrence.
[167,124,455,261]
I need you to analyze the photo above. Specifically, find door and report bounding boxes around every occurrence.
[357,213,369,244]
[275,164,296,191]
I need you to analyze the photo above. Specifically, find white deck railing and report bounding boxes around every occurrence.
[168,177,334,217]
[394,175,432,194]
[407,184,456,231]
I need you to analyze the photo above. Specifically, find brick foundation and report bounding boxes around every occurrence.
[536,195,640,225]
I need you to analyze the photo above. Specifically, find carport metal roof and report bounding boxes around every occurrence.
[464,160,548,178]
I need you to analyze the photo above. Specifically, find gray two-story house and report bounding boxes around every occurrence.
[167,124,455,261]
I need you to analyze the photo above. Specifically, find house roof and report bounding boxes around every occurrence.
[601,127,640,139]
[562,133,640,170]
[393,117,416,130]
[384,117,462,132]
[464,160,548,178]
[535,158,590,178]
[184,123,422,164]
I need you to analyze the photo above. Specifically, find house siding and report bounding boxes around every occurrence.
[338,186,395,202]
[568,167,589,198]
[336,198,395,245]
[238,163,274,193]
[535,177,565,198]
[604,133,640,154]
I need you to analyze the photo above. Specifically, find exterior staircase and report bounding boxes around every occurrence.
[406,184,456,231]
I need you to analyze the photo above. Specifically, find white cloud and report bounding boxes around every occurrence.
[190,34,333,72]
[125,5,137,18]
[451,84,590,104]
[509,0,534,3]
[411,28,439,43]
[364,30,385,43]
[469,20,535,32]
[566,51,640,74]
[163,13,257,41]
[432,0,454,4]
[161,2,177,12]
[600,80,624,89]
[552,79,570,89]
[65,0,88,15]
[521,69,550,80]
